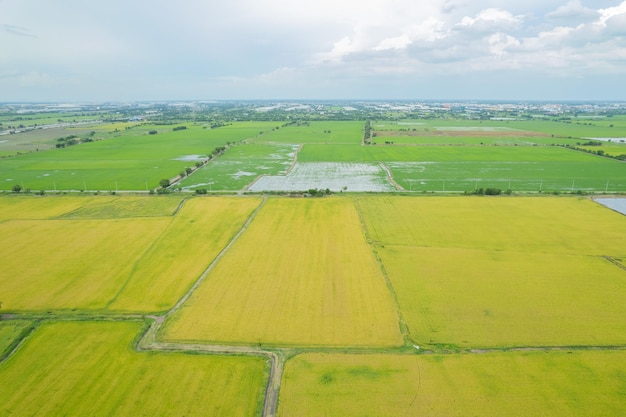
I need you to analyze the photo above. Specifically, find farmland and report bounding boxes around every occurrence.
[0,321,266,417]
[1,101,626,416]
[163,197,402,347]
[1,193,625,416]
[357,196,626,348]
[0,196,261,312]
[279,351,626,417]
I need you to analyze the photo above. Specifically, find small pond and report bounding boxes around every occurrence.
[595,198,626,215]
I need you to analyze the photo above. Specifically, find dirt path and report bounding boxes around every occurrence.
[136,196,286,417]
[379,162,404,191]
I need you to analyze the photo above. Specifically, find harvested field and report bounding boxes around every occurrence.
[163,197,402,347]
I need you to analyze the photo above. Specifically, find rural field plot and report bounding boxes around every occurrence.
[581,143,626,157]
[358,196,626,347]
[254,121,364,144]
[0,195,118,220]
[379,246,626,347]
[375,117,626,139]
[0,321,266,417]
[179,143,299,191]
[279,351,626,417]
[55,195,184,218]
[300,144,626,192]
[163,197,402,347]
[248,162,395,192]
[0,122,273,191]
[358,196,626,255]
[108,197,262,312]
[0,196,261,312]
[372,120,567,145]
[0,215,170,311]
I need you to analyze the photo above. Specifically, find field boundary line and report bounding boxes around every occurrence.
[163,196,267,317]
[0,322,38,365]
[352,197,412,346]
[602,256,626,272]
[379,162,404,191]
[104,214,181,308]
[284,144,303,176]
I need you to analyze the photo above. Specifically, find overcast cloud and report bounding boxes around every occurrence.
[1,0,625,101]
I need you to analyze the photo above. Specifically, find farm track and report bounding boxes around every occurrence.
[379,162,404,191]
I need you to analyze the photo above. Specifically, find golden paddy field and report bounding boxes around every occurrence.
[357,196,626,348]
[279,351,626,417]
[0,196,261,312]
[163,197,403,347]
[0,321,266,417]
[1,194,626,416]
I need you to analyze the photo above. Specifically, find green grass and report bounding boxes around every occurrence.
[0,321,33,358]
[55,195,184,218]
[374,117,626,139]
[299,145,626,191]
[253,121,363,144]
[179,143,298,191]
[0,123,276,191]
[0,321,267,417]
[279,351,626,417]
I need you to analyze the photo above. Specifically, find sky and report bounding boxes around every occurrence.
[1,0,626,101]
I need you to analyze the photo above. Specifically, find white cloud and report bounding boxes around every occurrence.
[598,0,626,25]
[1,0,626,100]
[546,0,599,23]
[458,8,524,30]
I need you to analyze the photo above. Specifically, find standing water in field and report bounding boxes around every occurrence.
[595,198,626,215]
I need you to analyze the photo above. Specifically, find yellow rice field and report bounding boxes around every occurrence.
[0,196,260,312]
[0,321,266,417]
[279,351,626,417]
[358,196,626,256]
[56,195,184,218]
[357,196,626,347]
[0,195,117,220]
[0,216,169,310]
[108,197,262,312]
[380,246,626,347]
[163,197,403,347]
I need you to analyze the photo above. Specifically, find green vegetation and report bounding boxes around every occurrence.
[0,320,33,360]
[0,122,276,191]
[2,101,626,416]
[0,321,266,417]
[280,351,626,417]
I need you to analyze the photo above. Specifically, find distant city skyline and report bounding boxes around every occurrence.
[2,0,626,101]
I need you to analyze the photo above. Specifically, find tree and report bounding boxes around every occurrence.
[159,179,170,188]
[12,184,22,193]
[185,167,193,175]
